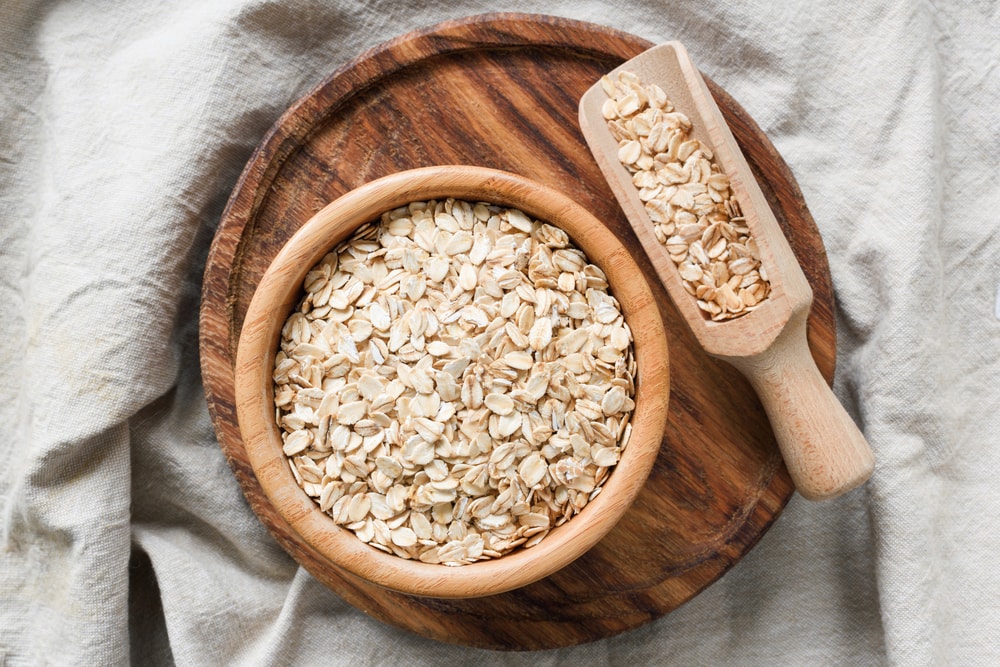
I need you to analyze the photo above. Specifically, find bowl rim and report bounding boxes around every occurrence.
[234,165,669,598]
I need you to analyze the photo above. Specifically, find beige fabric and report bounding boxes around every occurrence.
[2,1,997,664]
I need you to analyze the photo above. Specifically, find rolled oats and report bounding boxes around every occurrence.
[273,199,637,566]
[601,70,771,320]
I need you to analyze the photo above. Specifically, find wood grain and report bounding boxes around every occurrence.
[200,13,836,650]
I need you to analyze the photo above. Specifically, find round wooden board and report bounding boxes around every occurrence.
[200,13,836,651]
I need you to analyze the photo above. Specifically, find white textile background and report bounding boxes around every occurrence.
[1,1,998,665]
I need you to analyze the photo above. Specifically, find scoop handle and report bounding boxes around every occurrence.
[728,317,875,500]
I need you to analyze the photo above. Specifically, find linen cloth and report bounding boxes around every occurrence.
[2,0,998,664]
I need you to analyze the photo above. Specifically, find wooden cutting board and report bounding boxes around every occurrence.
[199,12,835,651]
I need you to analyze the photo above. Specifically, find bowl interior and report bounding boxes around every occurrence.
[234,165,669,598]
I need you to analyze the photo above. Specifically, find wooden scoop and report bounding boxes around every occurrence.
[579,42,874,500]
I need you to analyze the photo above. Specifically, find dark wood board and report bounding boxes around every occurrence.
[199,13,835,651]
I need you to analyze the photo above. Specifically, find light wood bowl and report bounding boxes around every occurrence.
[234,165,669,598]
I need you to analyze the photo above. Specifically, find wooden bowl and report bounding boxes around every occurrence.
[234,165,670,598]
